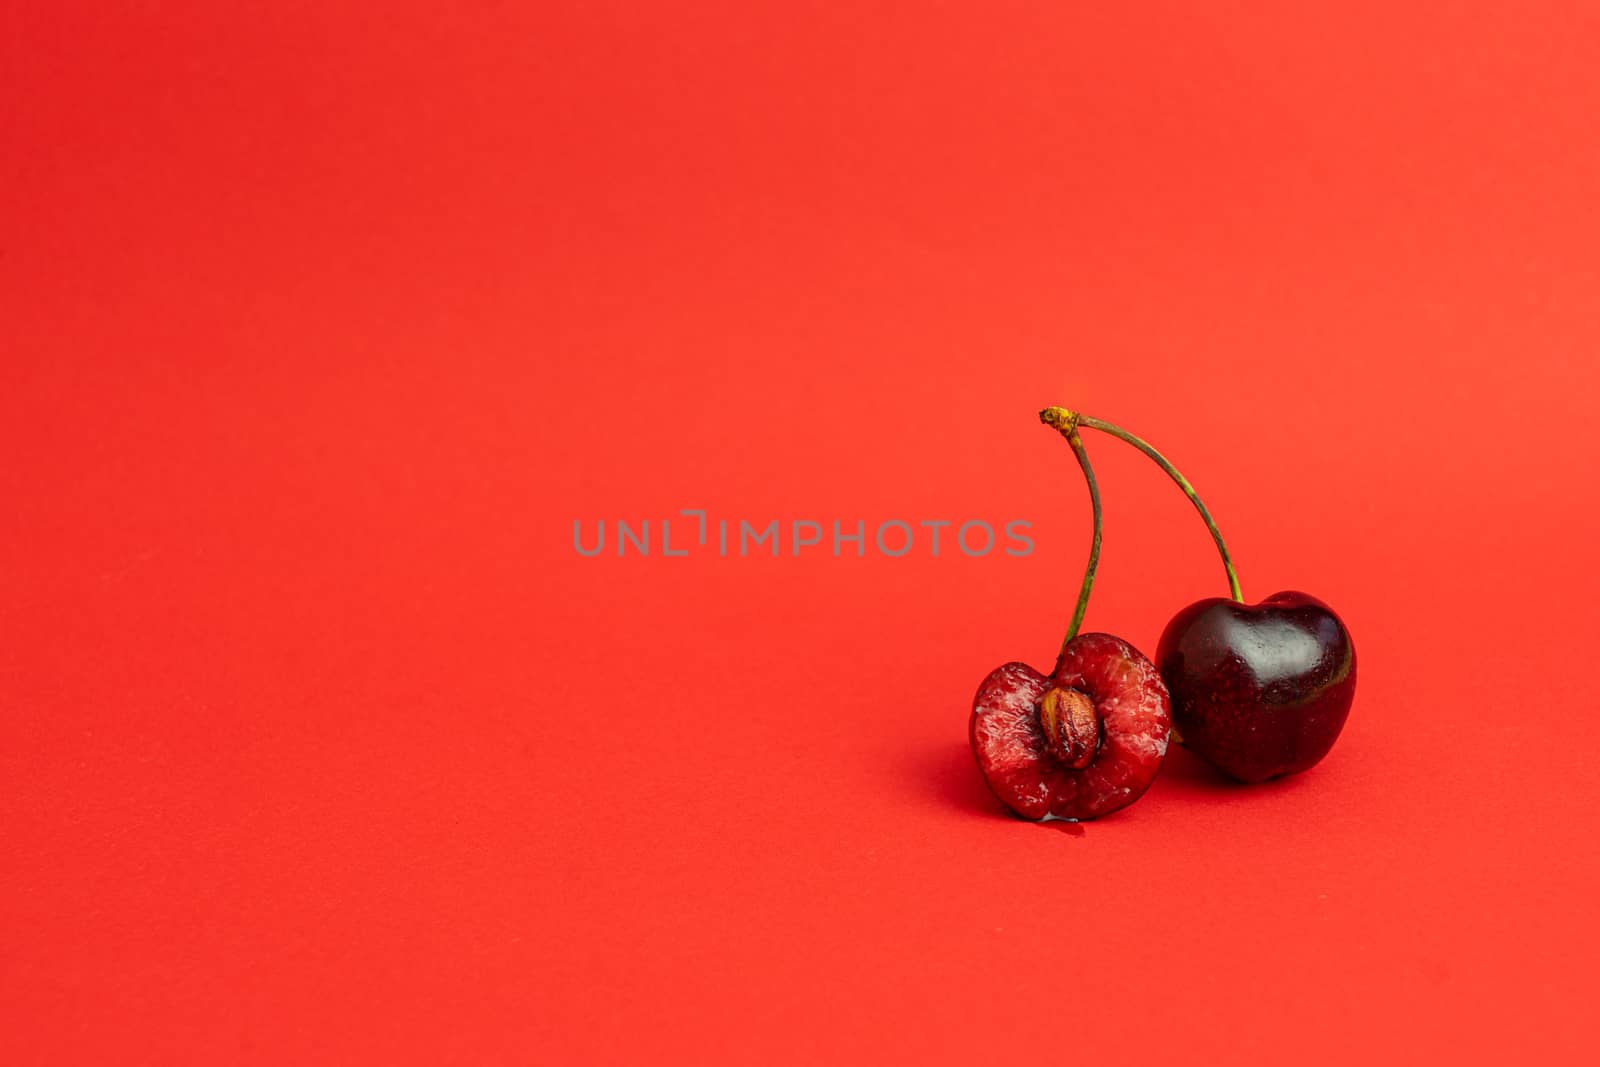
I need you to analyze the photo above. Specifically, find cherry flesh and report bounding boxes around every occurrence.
[971,633,1172,821]
[1156,591,1356,783]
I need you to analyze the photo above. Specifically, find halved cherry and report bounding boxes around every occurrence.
[971,633,1171,821]
[967,410,1173,822]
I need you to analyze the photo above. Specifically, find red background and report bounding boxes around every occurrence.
[5,3,1600,1063]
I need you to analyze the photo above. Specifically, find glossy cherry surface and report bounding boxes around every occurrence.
[1156,591,1355,783]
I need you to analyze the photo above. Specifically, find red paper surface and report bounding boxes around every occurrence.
[5,3,1600,1063]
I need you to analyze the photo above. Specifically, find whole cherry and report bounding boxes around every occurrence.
[1158,591,1355,782]
[1058,409,1358,783]
[969,411,1172,821]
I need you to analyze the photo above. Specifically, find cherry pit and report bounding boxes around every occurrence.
[970,407,1357,822]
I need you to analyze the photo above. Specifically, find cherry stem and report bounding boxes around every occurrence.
[1039,410,1104,657]
[1075,412,1244,603]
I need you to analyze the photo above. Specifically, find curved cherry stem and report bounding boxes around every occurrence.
[1075,413,1243,602]
[1039,411,1104,657]
[1061,429,1103,654]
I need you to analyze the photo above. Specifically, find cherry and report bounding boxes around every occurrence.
[969,412,1172,821]
[1157,592,1356,782]
[971,635,1173,820]
[1059,409,1358,783]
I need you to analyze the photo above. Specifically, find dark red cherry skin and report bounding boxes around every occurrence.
[1156,591,1356,783]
